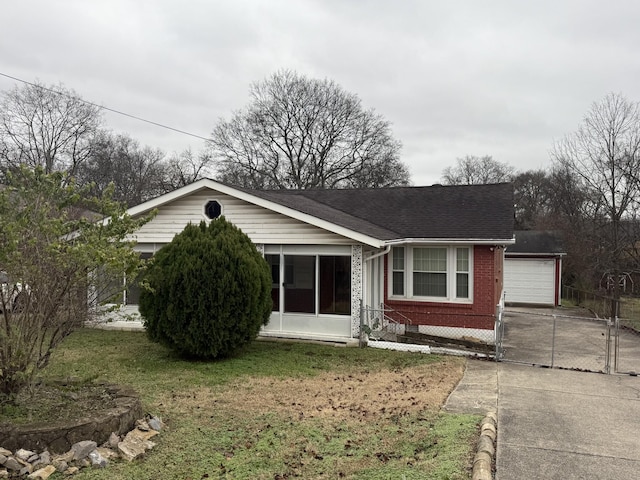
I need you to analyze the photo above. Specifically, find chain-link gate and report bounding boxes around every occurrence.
[496,307,640,375]
[614,316,640,375]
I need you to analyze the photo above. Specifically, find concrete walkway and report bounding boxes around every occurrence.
[496,363,640,480]
[444,360,640,479]
[443,359,498,415]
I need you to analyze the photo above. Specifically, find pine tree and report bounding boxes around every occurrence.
[139,219,272,359]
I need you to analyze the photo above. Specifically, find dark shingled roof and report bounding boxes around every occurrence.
[509,230,566,254]
[247,183,514,241]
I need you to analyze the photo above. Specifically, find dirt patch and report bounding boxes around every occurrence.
[1,382,119,425]
[161,356,465,421]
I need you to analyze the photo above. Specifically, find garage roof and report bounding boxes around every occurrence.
[507,230,566,255]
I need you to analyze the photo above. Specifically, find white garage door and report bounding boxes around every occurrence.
[504,258,556,305]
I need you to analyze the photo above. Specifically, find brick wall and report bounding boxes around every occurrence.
[384,245,499,330]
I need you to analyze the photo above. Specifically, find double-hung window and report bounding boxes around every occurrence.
[390,246,472,302]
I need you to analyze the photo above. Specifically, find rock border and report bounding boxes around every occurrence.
[0,384,142,454]
[0,415,163,478]
[472,411,496,480]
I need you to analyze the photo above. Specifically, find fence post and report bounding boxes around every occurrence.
[358,299,366,348]
[551,314,557,368]
[494,302,503,361]
[613,316,619,374]
[605,316,612,375]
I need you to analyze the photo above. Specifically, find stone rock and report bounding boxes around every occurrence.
[96,447,118,461]
[35,451,51,467]
[71,440,97,460]
[118,430,156,462]
[88,450,107,468]
[20,464,34,475]
[0,449,11,457]
[108,432,120,449]
[135,419,150,431]
[131,428,158,442]
[476,435,494,456]
[3,457,21,471]
[147,415,163,432]
[63,466,79,475]
[15,449,36,461]
[28,465,56,480]
[77,458,91,468]
[52,459,68,472]
[0,454,6,465]
[54,451,74,464]
[0,469,7,478]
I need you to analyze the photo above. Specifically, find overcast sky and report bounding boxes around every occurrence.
[3,0,640,186]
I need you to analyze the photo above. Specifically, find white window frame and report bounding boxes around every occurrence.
[388,245,473,303]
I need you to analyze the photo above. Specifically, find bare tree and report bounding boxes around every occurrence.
[209,70,408,189]
[441,155,515,185]
[76,132,166,207]
[161,148,214,190]
[0,81,102,176]
[513,169,553,230]
[552,92,640,298]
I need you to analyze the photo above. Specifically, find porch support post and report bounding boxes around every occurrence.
[351,245,363,337]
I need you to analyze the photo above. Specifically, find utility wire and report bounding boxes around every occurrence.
[0,71,211,143]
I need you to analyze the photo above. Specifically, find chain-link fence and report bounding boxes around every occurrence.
[495,287,640,375]
[360,303,495,354]
[360,288,640,373]
[499,308,612,373]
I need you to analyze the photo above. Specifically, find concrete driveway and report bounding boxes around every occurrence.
[445,307,640,479]
[496,363,640,479]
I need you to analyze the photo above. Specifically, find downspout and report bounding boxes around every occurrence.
[360,245,391,346]
[364,244,391,311]
[365,245,391,262]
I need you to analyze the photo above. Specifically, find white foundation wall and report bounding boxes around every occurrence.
[383,323,495,345]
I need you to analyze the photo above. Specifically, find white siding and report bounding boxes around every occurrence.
[504,258,556,305]
[132,190,354,245]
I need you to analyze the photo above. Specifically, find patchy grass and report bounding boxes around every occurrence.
[38,329,480,479]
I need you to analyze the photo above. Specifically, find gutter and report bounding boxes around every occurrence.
[383,237,516,246]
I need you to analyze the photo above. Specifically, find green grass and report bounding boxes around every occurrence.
[37,329,479,479]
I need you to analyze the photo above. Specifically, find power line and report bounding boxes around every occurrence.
[0,71,211,143]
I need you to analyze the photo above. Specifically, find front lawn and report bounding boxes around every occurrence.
[40,329,480,479]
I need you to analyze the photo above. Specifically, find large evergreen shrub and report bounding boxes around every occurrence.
[139,218,272,359]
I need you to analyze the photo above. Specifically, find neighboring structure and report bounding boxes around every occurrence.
[504,230,565,306]
[111,179,514,344]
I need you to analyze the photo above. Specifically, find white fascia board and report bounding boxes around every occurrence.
[383,237,517,246]
[126,179,384,248]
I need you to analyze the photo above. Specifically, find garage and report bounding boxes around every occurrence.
[504,231,565,306]
[504,258,557,305]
